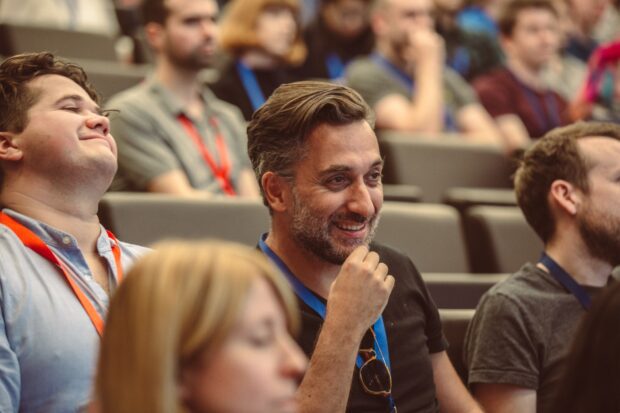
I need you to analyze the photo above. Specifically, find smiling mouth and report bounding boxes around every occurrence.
[335,222,366,232]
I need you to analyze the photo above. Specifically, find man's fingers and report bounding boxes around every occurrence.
[384,274,396,293]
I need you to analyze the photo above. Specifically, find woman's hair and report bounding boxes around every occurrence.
[95,240,299,413]
[219,0,307,65]
[550,281,620,413]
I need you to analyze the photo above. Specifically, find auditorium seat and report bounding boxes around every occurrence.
[378,132,516,203]
[98,192,269,247]
[0,24,118,61]
[374,202,469,273]
[443,187,517,214]
[76,59,149,102]
[462,205,542,273]
[423,273,508,309]
[439,308,475,383]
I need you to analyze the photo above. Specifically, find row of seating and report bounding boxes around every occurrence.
[98,192,541,274]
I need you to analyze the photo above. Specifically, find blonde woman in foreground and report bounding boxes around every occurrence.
[94,240,307,413]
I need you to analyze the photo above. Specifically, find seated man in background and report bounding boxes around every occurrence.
[248,80,482,413]
[464,121,620,412]
[0,52,147,412]
[473,0,570,150]
[346,0,503,145]
[108,0,259,197]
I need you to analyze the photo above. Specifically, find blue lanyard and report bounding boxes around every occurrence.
[325,53,346,80]
[236,60,266,111]
[371,53,458,132]
[258,234,392,370]
[539,252,592,310]
[507,69,561,134]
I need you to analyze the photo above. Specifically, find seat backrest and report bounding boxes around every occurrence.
[463,205,542,273]
[439,308,476,384]
[374,202,469,272]
[98,192,270,247]
[378,132,515,203]
[75,59,149,102]
[423,273,508,309]
[0,24,118,61]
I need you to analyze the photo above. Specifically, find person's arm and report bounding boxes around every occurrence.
[431,351,483,413]
[0,297,20,412]
[146,170,213,198]
[296,246,395,413]
[374,29,445,133]
[456,104,504,145]
[473,383,536,413]
[495,114,531,154]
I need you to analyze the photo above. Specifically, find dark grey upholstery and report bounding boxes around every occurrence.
[98,192,270,247]
[374,202,469,273]
[463,206,542,273]
[378,132,516,202]
[75,59,149,102]
[439,308,475,383]
[443,187,517,214]
[423,273,508,309]
[0,24,118,61]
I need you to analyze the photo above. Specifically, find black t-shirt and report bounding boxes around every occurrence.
[210,60,298,121]
[296,243,447,413]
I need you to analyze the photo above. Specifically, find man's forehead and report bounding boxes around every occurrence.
[578,136,620,170]
[27,74,91,102]
[164,0,218,16]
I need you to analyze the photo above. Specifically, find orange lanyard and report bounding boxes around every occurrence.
[178,114,237,196]
[0,212,123,337]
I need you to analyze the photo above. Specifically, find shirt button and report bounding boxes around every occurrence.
[62,236,72,245]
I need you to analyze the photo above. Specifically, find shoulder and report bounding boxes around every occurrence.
[107,81,156,111]
[473,67,512,88]
[346,56,383,79]
[202,86,246,124]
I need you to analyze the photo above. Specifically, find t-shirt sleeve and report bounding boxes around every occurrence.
[464,291,541,389]
[345,60,401,110]
[444,68,479,110]
[108,100,183,190]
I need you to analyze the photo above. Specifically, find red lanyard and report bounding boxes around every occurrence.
[178,114,237,196]
[0,212,123,337]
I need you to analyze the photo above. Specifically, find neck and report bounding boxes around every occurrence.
[154,57,204,107]
[506,58,547,90]
[240,49,280,70]
[1,187,102,253]
[265,224,340,299]
[542,237,612,287]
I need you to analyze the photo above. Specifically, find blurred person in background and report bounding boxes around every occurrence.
[346,0,503,145]
[95,240,307,413]
[563,0,610,61]
[570,40,620,123]
[297,0,375,81]
[211,0,306,120]
[108,0,260,197]
[433,0,502,81]
[472,0,570,150]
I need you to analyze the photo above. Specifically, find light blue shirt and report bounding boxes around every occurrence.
[0,209,149,413]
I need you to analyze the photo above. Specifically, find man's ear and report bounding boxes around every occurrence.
[549,179,579,216]
[0,132,22,162]
[262,172,291,213]
[144,22,165,52]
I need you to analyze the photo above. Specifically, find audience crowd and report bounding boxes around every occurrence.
[0,0,618,412]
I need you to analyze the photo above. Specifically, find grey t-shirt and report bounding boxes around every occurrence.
[345,55,478,130]
[464,263,603,412]
[107,77,250,193]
